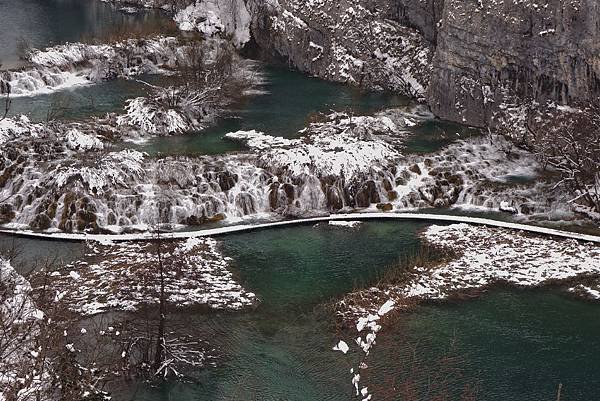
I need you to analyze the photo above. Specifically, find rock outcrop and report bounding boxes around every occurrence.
[243,0,600,127]
[246,0,432,99]
[425,0,600,127]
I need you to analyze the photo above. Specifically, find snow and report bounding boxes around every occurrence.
[333,220,599,400]
[117,96,190,135]
[339,293,398,400]
[568,282,600,299]
[329,220,362,228]
[0,259,43,323]
[268,1,431,96]
[0,259,47,398]
[377,299,395,316]
[1,110,569,233]
[54,149,146,195]
[333,340,349,354]
[37,237,257,315]
[4,36,186,97]
[400,224,600,299]
[226,111,405,181]
[174,0,251,48]
[3,212,599,244]
[0,115,43,144]
[65,129,104,151]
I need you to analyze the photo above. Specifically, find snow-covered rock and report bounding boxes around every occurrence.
[226,111,406,181]
[64,129,104,151]
[2,37,188,97]
[175,0,252,48]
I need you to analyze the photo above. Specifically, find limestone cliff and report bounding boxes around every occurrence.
[114,0,600,128]
[247,0,600,127]
[246,0,432,99]
[396,0,600,127]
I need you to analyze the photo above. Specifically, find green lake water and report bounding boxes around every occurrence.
[135,65,411,156]
[121,222,600,401]
[134,65,479,157]
[7,75,166,122]
[397,289,600,401]
[0,0,168,69]
[124,221,427,401]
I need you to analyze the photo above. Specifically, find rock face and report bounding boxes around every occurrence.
[244,0,600,127]
[396,0,600,126]
[245,0,432,98]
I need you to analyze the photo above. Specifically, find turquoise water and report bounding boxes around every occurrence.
[3,3,599,400]
[399,289,600,401]
[123,221,427,401]
[120,222,600,401]
[7,75,169,122]
[135,65,478,157]
[405,119,480,153]
[0,234,84,274]
[135,65,411,156]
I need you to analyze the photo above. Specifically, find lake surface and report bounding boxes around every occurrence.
[116,222,600,401]
[401,289,600,401]
[132,65,479,157]
[121,221,428,401]
[7,75,166,122]
[0,0,169,69]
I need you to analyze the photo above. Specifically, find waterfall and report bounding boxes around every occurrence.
[1,36,196,97]
[0,109,577,233]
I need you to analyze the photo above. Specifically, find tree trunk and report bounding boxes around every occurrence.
[153,234,166,374]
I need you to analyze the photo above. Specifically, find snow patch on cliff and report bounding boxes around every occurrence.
[175,0,251,48]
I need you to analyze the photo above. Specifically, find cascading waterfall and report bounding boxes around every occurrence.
[0,107,577,233]
[0,36,202,98]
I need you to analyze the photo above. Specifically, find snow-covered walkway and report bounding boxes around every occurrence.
[0,212,599,243]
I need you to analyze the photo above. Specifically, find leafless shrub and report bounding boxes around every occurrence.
[528,105,600,215]
[0,72,11,122]
[45,93,73,122]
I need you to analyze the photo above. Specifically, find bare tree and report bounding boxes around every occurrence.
[45,93,72,122]
[152,226,167,375]
[0,67,11,121]
[1,254,109,401]
[530,105,600,215]
[15,37,32,61]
